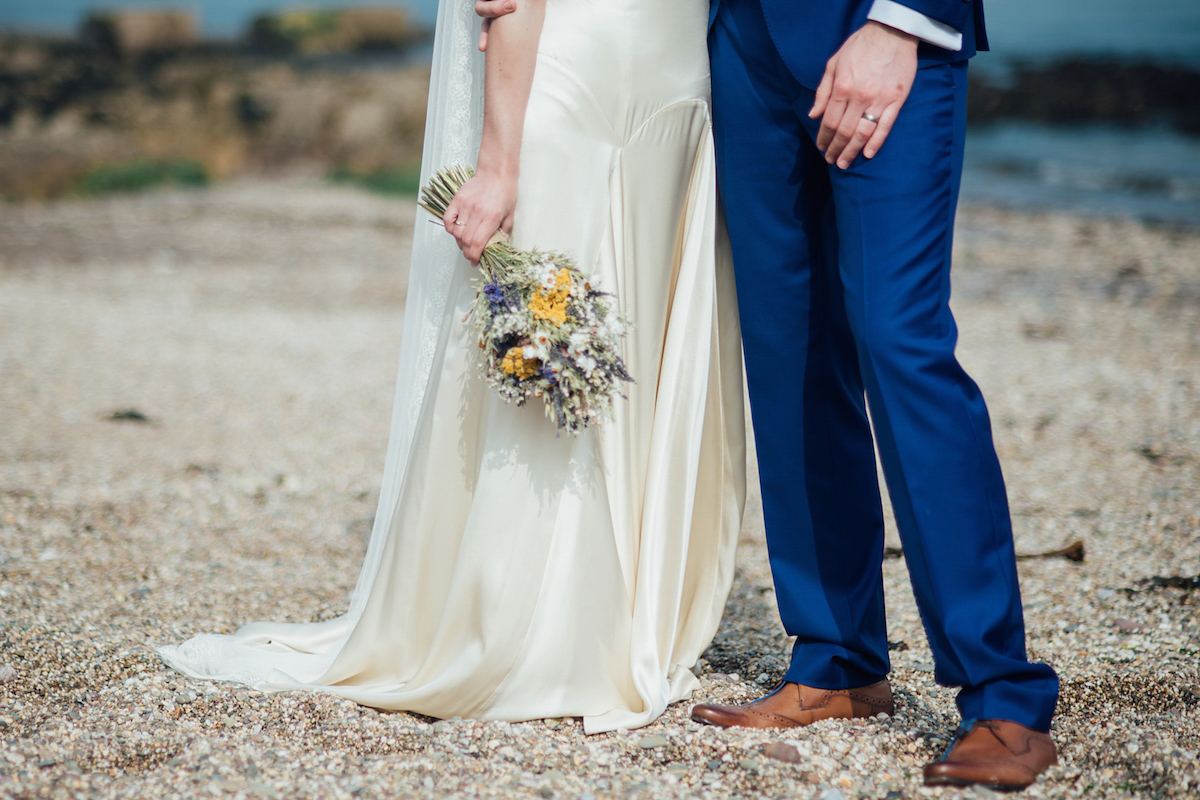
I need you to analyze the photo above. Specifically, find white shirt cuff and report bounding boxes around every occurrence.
[867,0,964,52]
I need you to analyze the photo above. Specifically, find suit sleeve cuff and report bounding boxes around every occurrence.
[867,0,964,52]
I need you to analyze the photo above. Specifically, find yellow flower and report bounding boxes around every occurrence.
[500,347,539,380]
[530,268,571,326]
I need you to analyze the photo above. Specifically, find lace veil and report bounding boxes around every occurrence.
[344,1,485,620]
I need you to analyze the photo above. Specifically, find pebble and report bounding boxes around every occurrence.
[1115,618,1152,633]
[763,742,803,764]
[638,736,669,750]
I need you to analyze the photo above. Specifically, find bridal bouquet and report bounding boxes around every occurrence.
[419,165,633,434]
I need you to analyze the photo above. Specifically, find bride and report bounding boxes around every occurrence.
[159,0,746,734]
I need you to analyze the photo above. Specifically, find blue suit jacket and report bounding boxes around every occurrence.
[711,0,988,88]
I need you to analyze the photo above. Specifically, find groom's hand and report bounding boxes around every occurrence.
[475,0,517,51]
[810,21,918,169]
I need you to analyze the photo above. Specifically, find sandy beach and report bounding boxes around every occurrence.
[1,180,1198,798]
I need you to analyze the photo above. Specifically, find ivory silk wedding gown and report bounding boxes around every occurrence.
[159,0,746,733]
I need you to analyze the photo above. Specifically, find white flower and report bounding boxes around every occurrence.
[568,331,590,356]
[576,354,598,374]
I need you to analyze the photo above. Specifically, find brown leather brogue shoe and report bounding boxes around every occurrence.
[924,719,1057,791]
[691,679,893,729]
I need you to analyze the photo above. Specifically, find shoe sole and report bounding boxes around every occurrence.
[924,776,1030,793]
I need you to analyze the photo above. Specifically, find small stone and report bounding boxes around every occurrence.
[130,587,152,598]
[756,672,770,684]
[0,665,17,683]
[246,763,261,778]
[638,735,669,749]
[174,691,197,704]
[912,662,935,673]
[1115,619,1151,633]
[763,742,803,764]
[1097,588,1116,599]
[541,769,565,783]
[665,763,688,774]
[972,786,1002,799]
[543,718,562,730]
[820,790,846,800]
[706,760,722,771]
[38,759,57,768]
[738,758,759,771]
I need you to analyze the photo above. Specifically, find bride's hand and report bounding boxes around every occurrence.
[442,170,517,265]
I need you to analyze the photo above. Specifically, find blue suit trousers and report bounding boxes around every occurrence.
[709,0,1059,731]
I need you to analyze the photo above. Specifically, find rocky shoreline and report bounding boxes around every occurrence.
[0,34,430,200]
[4,30,1200,203]
[1,180,1198,798]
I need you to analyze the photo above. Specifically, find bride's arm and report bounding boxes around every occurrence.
[443,0,546,264]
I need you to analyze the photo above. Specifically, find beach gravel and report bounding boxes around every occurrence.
[1,179,1198,798]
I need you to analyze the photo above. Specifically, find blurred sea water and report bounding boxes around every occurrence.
[3,0,1198,63]
[3,0,1199,224]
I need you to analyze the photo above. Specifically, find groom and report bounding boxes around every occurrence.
[478,0,1059,790]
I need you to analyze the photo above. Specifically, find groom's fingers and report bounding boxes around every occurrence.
[862,104,900,160]
[831,118,872,168]
[810,62,835,122]
[819,91,874,165]
[475,1,514,51]
[475,1,516,19]
[815,96,849,153]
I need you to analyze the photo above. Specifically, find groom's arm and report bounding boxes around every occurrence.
[813,0,976,168]
[867,0,965,52]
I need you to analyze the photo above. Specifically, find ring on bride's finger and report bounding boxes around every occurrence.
[862,112,880,124]
[454,221,466,226]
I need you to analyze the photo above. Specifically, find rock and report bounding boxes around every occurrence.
[1115,619,1151,633]
[82,11,198,56]
[763,742,803,764]
[0,665,17,683]
[173,690,196,704]
[738,758,759,771]
[912,662,935,673]
[249,9,421,55]
[638,735,669,749]
[820,790,845,800]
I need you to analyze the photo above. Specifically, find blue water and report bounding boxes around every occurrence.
[4,0,1200,224]
[4,0,1200,64]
